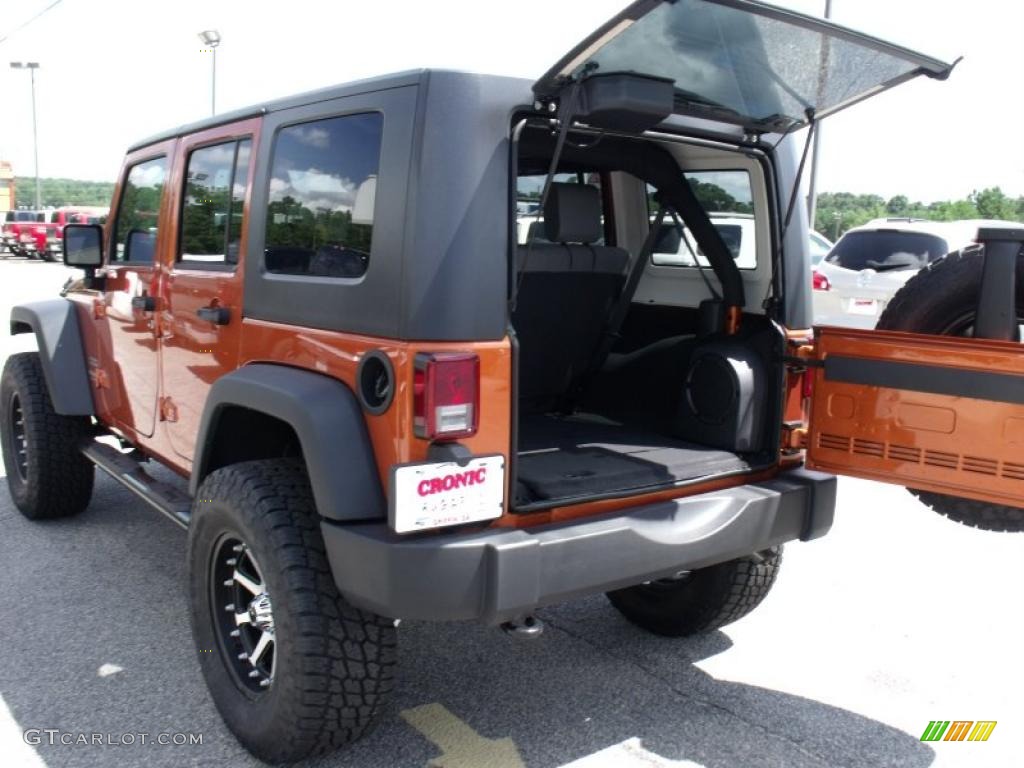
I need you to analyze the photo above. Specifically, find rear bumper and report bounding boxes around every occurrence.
[321,467,836,624]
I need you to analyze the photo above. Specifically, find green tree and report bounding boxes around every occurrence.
[971,187,1017,220]
[886,195,909,215]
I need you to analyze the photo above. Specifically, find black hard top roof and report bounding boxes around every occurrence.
[127,69,532,152]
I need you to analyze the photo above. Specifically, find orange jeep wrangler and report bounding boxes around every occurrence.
[3,1,1022,762]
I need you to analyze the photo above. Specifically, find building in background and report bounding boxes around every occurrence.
[0,162,14,212]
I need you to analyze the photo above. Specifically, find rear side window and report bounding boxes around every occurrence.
[112,156,168,263]
[649,170,758,269]
[180,139,251,266]
[264,112,382,278]
[825,230,949,272]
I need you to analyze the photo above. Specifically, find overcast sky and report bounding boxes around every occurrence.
[0,0,1021,203]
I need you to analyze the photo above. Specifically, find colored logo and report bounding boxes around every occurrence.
[920,721,996,742]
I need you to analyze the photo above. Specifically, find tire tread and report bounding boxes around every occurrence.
[1,351,93,519]
[192,459,395,763]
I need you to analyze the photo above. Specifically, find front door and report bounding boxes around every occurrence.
[806,326,1024,509]
[160,121,258,464]
[100,145,174,438]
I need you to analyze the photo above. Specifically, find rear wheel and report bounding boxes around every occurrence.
[189,458,397,763]
[0,352,94,519]
[606,546,782,636]
[877,246,1024,532]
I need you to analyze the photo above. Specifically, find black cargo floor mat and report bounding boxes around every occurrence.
[516,413,753,506]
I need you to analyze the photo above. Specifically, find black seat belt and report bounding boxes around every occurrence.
[565,204,668,409]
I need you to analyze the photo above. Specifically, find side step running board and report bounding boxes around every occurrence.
[82,442,192,528]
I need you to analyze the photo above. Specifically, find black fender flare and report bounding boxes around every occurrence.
[10,300,94,416]
[191,363,385,522]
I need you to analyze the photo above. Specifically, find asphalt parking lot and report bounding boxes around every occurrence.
[0,256,1020,768]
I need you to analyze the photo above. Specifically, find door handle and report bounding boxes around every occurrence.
[196,305,230,325]
[131,295,156,312]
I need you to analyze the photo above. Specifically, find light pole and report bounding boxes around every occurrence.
[10,62,41,210]
[198,30,221,116]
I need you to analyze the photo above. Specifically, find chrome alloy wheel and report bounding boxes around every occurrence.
[211,536,276,692]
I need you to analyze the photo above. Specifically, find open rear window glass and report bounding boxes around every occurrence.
[539,0,952,132]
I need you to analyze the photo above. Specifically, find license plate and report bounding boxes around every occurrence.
[848,297,878,315]
[389,455,505,534]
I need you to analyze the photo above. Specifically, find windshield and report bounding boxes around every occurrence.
[538,0,951,132]
[825,230,949,272]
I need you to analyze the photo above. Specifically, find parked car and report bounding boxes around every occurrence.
[652,212,757,269]
[808,229,833,265]
[1,209,44,258]
[5,1,1019,764]
[813,218,1022,328]
[31,207,111,261]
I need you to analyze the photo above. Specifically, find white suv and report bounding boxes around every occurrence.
[814,218,1021,328]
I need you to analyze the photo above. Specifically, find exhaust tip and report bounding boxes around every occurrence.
[500,615,544,640]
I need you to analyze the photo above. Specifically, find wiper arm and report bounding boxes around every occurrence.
[866,259,918,271]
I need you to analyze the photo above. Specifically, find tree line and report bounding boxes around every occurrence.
[14,176,115,208]
[15,177,1024,242]
[814,187,1024,239]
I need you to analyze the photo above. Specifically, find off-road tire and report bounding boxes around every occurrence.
[0,352,94,519]
[188,458,397,764]
[877,246,1024,532]
[606,546,783,637]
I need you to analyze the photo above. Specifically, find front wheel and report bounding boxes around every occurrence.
[877,247,1024,532]
[606,546,782,637]
[189,458,397,763]
[0,352,94,519]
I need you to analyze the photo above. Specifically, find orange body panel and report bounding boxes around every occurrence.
[237,321,514,506]
[807,326,1024,509]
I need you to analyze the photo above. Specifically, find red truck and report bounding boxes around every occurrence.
[4,208,108,260]
[1,210,45,258]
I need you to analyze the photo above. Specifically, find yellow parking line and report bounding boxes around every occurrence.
[401,702,525,768]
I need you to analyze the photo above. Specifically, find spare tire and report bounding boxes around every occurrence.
[876,245,1024,532]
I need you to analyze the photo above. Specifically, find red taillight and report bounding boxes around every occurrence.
[812,270,831,291]
[413,352,479,441]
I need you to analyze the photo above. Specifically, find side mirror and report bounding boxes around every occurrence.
[63,224,104,268]
[124,228,156,263]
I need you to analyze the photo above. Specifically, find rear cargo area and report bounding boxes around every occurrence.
[511,300,783,510]
[516,412,753,505]
[509,125,785,511]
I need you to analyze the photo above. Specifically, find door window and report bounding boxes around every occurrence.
[180,139,251,266]
[264,112,382,278]
[112,156,168,263]
[650,170,758,269]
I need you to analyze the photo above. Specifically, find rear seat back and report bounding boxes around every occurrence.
[513,183,629,409]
